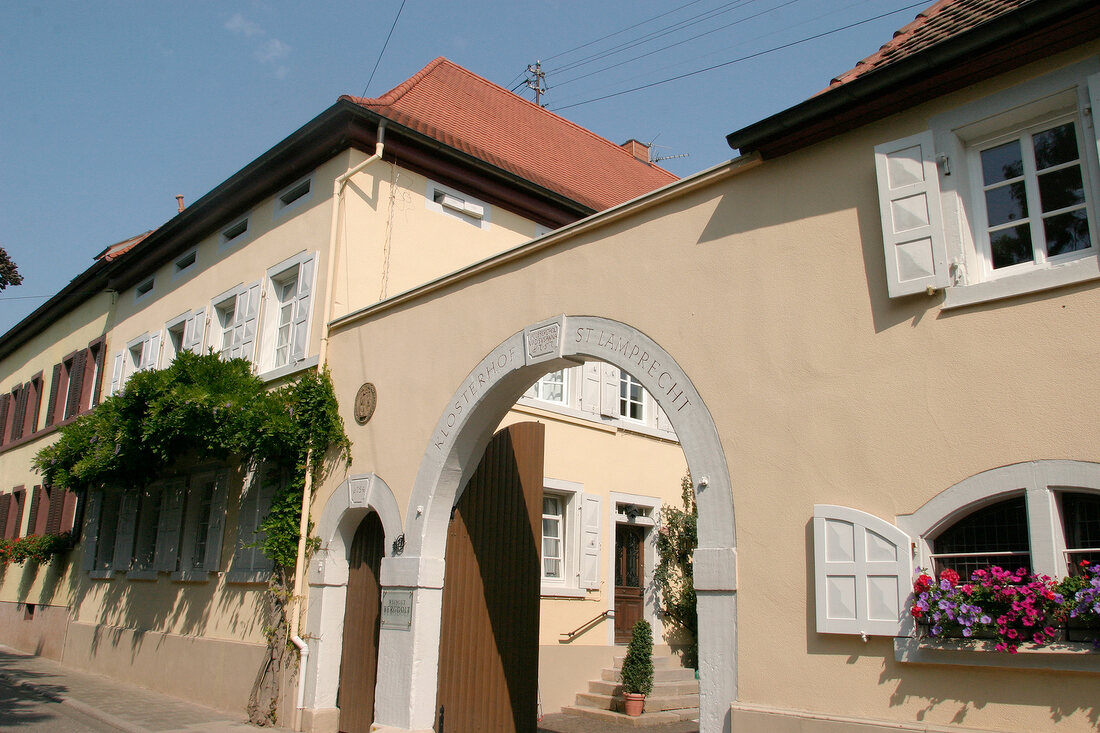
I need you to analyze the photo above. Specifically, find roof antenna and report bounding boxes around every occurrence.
[526,61,547,107]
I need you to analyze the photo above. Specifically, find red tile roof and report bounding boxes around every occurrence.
[827,0,1034,89]
[95,231,153,262]
[341,58,677,212]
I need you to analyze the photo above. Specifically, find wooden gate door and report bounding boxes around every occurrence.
[436,422,544,733]
[338,512,385,733]
[614,524,646,643]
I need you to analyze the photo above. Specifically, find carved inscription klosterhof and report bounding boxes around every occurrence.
[574,326,692,413]
[433,343,521,451]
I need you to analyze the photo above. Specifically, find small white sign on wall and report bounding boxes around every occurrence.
[381,590,414,630]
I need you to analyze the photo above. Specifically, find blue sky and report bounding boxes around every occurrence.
[0,1,925,334]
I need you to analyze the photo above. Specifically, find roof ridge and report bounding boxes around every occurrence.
[343,57,674,177]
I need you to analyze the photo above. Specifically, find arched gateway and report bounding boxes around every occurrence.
[368,315,737,733]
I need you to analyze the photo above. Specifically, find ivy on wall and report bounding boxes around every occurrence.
[655,473,698,667]
[34,350,350,569]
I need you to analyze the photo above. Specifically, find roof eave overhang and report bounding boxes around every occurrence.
[107,100,595,291]
[725,0,1100,159]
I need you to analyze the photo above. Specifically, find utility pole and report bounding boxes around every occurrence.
[526,60,547,107]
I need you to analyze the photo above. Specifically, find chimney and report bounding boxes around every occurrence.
[620,139,650,163]
[176,195,185,213]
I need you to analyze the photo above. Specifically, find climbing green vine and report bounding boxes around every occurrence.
[34,350,350,568]
[655,473,698,667]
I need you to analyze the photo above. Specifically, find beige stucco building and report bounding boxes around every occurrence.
[4,1,1100,731]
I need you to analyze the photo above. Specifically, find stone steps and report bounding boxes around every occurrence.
[569,650,699,722]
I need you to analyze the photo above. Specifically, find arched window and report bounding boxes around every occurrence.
[930,496,1030,577]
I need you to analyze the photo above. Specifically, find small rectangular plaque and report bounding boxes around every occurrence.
[525,323,560,359]
[380,590,414,630]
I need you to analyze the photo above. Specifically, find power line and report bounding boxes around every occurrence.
[551,1,927,112]
[541,0,712,64]
[362,0,408,98]
[552,0,799,90]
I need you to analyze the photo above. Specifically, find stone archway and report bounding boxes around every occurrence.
[302,473,402,727]
[372,315,737,733]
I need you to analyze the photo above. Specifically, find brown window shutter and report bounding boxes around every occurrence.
[0,393,9,444]
[65,351,87,420]
[27,375,42,434]
[29,486,50,535]
[12,488,26,538]
[0,495,10,540]
[45,364,62,427]
[45,485,78,535]
[10,387,27,441]
[88,342,105,407]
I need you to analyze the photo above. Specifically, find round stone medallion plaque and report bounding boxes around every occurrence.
[354,383,377,425]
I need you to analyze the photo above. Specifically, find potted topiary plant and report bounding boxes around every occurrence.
[619,619,654,717]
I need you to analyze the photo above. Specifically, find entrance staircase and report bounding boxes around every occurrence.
[560,650,699,725]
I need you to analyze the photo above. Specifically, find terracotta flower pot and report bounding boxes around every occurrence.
[623,691,645,717]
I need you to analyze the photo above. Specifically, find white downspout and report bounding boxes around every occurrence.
[289,120,386,731]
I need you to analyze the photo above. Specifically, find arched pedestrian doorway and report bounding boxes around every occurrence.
[372,316,737,733]
[337,511,385,733]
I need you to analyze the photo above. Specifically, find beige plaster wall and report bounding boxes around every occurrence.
[331,152,546,319]
[321,47,1100,733]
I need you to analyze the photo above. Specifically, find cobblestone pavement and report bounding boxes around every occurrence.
[0,645,290,733]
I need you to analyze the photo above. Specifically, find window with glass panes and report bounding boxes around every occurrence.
[530,370,567,404]
[272,270,298,368]
[975,117,1093,274]
[619,372,644,421]
[542,495,564,580]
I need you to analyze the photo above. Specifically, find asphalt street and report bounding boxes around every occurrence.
[0,674,122,732]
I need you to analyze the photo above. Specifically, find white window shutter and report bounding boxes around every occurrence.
[599,364,618,418]
[154,478,185,571]
[1088,74,1100,165]
[874,131,949,297]
[580,362,601,414]
[232,283,261,362]
[183,309,205,354]
[813,504,911,636]
[111,493,139,572]
[144,332,162,370]
[81,490,102,571]
[290,255,315,364]
[655,403,675,436]
[579,494,601,590]
[109,352,124,396]
[202,471,229,571]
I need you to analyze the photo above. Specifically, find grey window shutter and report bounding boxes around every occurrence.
[109,352,124,396]
[81,491,102,571]
[1089,74,1100,172]
[154,478,185,572]
[874,131,948,297]
[813,504,911,636]
[580,362,601,414]
[233,471,260,571]
[183,309,205,353]
[579,493,601,590]
[234,283,261,363]
[65,350,87,419]
[111,493,139,571]
[599,364,618,418]
[290,255,315,364]
[202,471,229,571]
[143,332,162,371]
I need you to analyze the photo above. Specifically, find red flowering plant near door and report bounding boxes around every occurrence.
[911,562,1100,653]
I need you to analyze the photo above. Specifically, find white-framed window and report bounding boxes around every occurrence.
[173,248,198,278]
[110,331,162,394]
[275,175,313,218]
[425,180,490,229]
[134,276,155,303]
[540,479,601,596]
[174,468,228,580]
[619,372,645,422]
[211,282,260,363]
[527,369,568,404]
[260,252,316,375]
[876,60,1100,307]
[220,215,250,249]
[163,309,205,366]
[229,465,280,583]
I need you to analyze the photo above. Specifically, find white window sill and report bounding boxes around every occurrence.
[226,569,273,585]
[257,355,319,383]
[895,636,1100,673]
[942,256,1100,309]
[540,584,587,599]
[171,570,212,583]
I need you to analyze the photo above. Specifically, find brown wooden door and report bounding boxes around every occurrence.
[338,512,385,733]
[436,422,544,733]
[614,524,646,644]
